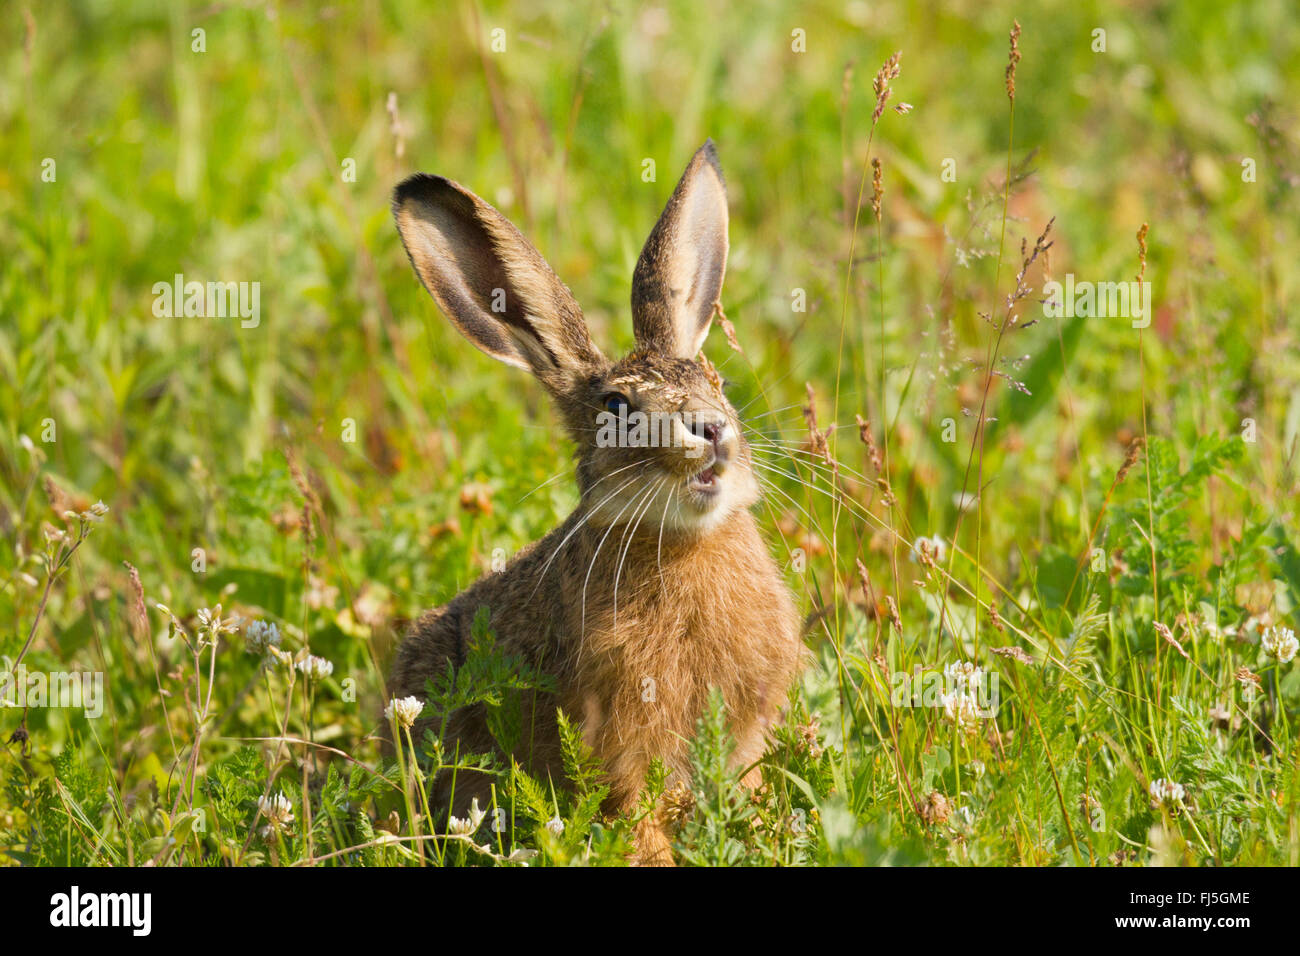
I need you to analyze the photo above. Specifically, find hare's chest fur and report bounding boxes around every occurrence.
[555,512,803,802]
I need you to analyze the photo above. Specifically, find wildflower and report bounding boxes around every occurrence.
[795,713,824,760]
[244,620,281,655]
[910,534,947,566]
[1148,778,1186,812]
[196,604,241,638]
[384,695,423,730]
[545,816,565,836]
[1236,666,1263,703]
[941,690,981,733]
[918,790,951,826]
[268,646,295,670]
[659,781,696,829]
[81,500,109,522]
[258,792,294,836]
[448,798,486,836]
[296,655,334,681]
[1262,625,1297,663]
[944,660,983,693]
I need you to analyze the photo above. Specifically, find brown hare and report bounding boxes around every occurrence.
[389,140,804,865]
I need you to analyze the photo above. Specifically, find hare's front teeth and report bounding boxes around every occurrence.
[688,464,721,495]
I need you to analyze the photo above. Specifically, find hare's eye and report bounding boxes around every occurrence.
[603,393,630,415]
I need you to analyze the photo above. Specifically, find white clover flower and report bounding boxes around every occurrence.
[545,816,565,836]
[244,620,281,655]
[910,535,947,565]
[944,660,983,693]
[384,695,423,730]
[258,792,295,836]
[296,654,334,680]
[941,690,982,732]
[1262,625,1298,664]
[448,799,486,836]
[1148,778,1186,811]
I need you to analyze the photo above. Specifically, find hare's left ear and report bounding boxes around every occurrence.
[631,140,729,359]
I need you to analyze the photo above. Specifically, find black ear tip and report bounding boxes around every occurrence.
[695,139,724,182]
[392,172,456,213]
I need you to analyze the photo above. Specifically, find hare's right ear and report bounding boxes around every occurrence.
[631,140,729,359]
[393,174,604,391]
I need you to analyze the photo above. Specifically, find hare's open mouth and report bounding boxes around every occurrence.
[686,458,725,496]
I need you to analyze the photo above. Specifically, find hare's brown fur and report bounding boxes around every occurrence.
[389,141,804,864]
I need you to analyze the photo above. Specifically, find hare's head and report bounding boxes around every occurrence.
[394,141,757,535]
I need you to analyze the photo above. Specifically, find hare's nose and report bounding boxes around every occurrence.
[688,416,728,450]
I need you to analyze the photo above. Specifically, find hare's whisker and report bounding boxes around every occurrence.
[738,401,803,421]
[581,473,653,636]
[529,466,650,602]
[517,467,572,504]
[613,478,668,626]
[751,460,895,539]
[583,456,657,497]
[656,482,674,592]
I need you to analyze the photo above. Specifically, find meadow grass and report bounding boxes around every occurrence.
[2,0,1299,866]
